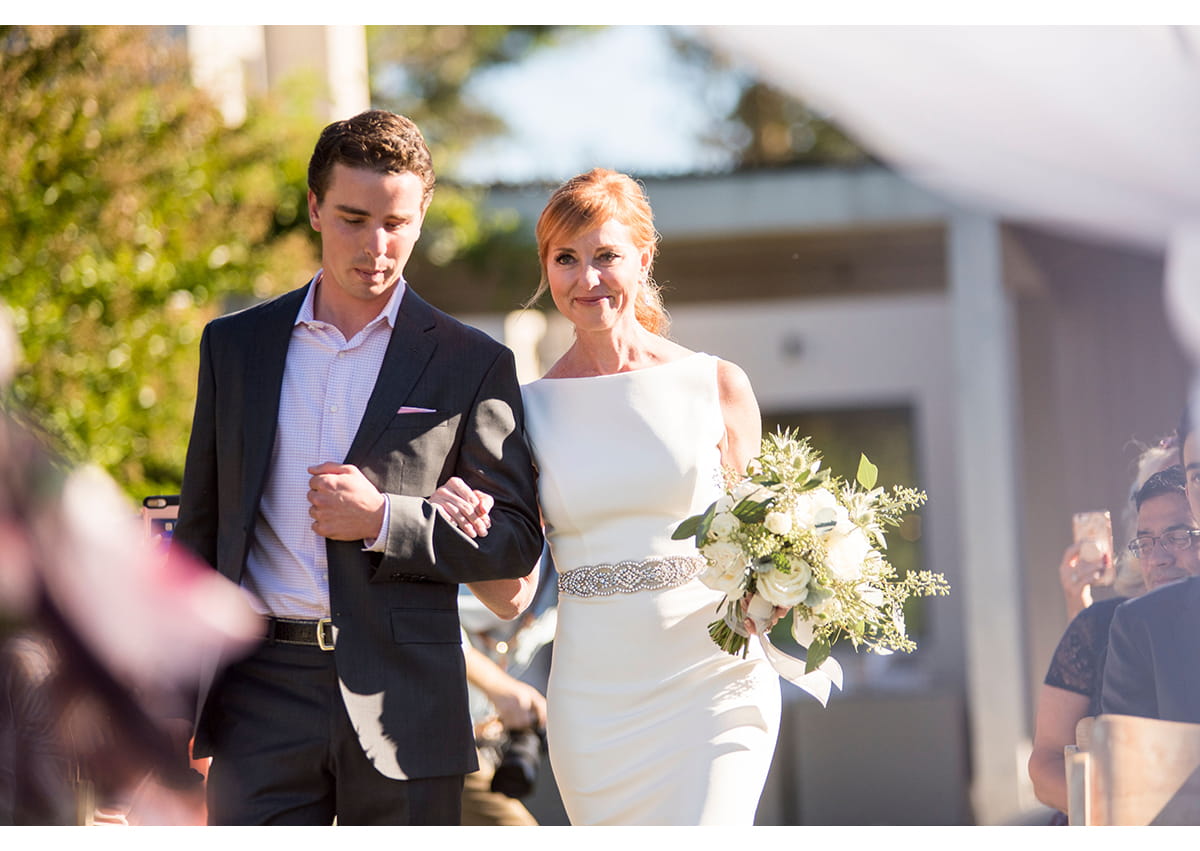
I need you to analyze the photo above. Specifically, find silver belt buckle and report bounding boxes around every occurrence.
[317,617,335,651]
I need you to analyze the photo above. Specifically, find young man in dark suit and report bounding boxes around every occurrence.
[172,110,543,825]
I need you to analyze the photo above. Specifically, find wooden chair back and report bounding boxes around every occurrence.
[1085,713,1200,825]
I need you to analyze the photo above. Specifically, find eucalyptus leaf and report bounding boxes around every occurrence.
[672,512,704,541]
[673,500,717,543]
[856,454,879,490]
[695,501,717,543]
[805,639,831,674]
[733,495,774,524]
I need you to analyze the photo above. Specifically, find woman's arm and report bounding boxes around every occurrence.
[716,359,762,474]
[1028,683,1091,813]
[466,561,540,621]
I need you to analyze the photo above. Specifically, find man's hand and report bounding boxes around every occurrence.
[307,462,386,541]
[490,677,547,733]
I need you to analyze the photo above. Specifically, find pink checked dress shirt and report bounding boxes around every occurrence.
[241,271,403,619]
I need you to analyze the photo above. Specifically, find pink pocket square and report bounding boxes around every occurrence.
[396,406,436,414]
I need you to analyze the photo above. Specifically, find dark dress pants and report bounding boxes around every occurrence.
[205,640,463,825]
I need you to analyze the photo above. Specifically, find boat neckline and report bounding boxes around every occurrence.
[526,351,710,383]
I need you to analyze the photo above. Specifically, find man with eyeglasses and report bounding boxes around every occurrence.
[1101,411,1200,723]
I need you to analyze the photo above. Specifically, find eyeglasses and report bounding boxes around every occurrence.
[1127,529,1200,558]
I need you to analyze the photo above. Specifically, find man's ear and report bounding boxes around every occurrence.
[308,190,322,231]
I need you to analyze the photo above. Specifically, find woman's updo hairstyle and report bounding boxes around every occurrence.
[530,168,669,337]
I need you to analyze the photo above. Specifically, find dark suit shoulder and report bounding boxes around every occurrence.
[401,287,508,355]
[1114,575,1200,624]
[205,284,307,337]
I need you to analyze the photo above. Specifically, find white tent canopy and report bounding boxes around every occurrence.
[700,25,1200,357]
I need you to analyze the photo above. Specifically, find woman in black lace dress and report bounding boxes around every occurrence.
[1028,463,1200,819]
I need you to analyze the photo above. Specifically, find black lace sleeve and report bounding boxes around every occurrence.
[1043,597,1126,709]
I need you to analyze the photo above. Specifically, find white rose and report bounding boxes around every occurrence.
[756,555,812,608]
[764,510,793,536]
[791,487,840,531]
[707,511,740,540]
[825,525,872,582]
[698,541,748,595]
[714,495,735,514]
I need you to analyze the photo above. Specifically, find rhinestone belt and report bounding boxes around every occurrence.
[557,555,706,598]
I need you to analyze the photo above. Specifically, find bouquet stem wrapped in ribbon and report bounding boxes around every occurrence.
[673,429,950,706]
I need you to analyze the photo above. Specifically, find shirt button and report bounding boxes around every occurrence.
[330,405,339,413]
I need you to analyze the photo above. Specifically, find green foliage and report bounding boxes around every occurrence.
[367,25,562,312]
[367,25,564,163]
[668,32,871,169]
[0,26,318,497]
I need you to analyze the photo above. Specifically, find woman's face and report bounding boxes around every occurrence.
[545,219,650,334]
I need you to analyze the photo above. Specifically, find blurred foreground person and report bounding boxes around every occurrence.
[0,303,260,824]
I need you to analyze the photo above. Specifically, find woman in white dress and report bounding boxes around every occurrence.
[438,169,781,825]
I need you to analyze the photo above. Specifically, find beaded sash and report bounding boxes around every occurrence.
[557,555,706,598]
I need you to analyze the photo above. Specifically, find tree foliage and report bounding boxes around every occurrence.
[669,32,871,168]
[367,25,563,163]
[367,25,564,312]
[0,26,319,497]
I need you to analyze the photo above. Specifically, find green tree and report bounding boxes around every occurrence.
[0,26,319,497]
[366,25,567,314]
[367,25,563,163]
[669,32,871,168]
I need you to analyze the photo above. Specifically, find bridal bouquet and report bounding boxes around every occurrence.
[673,428,949,674]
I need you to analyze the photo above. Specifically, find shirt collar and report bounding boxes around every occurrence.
[295,269,406,330]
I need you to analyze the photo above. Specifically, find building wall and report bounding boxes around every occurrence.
[1009,226,1186,728]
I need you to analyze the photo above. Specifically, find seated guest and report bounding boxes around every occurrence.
[1101,412,1200,724]
[1030,463,1197,816]
[1058,435,1180,621]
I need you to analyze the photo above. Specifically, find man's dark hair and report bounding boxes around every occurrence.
[307,110,435,207]
[1134,464,1187,510]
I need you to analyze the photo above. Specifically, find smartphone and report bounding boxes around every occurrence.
[1072,510,1114,586]
[142,494,180,546]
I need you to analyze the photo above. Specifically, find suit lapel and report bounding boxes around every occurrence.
[344,288,438,466]
[241,286,308,519]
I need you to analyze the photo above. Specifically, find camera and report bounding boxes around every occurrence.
[490,727,545,799]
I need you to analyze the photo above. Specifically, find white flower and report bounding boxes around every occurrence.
[729,482,758,501]
[764,510,793,536]
[756,555,812,607]
[825,525,872,582]
[790,487,843,531]
[792,612,816,648]
[714,495,735,514]
[858,584,885,608]
[707,511,739,540]
[809,591,842,620]
[698,541,748,595]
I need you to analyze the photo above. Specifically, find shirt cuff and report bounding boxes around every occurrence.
[363,494,391,552]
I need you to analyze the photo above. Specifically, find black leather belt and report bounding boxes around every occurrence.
[266,616,335,651]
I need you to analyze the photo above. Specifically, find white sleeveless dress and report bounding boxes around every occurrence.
[521,353,781,826]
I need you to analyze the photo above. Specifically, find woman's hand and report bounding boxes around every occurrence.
[743,593,787,636]
[1058,542,1106,621]
[430,477,493,538]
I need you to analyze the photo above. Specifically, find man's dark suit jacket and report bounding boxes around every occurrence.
[172,281,543,781]
[1101,575,1200,723]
